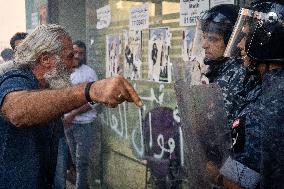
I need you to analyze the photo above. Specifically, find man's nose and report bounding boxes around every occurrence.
[74,52,80,59]
[202,39,209,49]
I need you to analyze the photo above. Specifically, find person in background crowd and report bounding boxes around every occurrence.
[0,48,14,61]
[64,40,99,189]
[10,32,28,50]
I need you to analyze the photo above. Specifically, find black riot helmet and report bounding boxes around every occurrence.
[200,4,240,45]
[249,0,284,63]
[224,0,284,64]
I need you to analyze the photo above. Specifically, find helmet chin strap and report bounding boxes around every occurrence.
[204,56,228,66]
[243,55,257,73]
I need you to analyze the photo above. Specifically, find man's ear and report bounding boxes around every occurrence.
[39,52,53,68]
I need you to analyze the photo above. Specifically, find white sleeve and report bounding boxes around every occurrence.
[86,66,98,82]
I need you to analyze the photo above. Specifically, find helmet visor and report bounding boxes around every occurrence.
[190,20,205,64]
[224,8,273,60]
[191,19,228,63]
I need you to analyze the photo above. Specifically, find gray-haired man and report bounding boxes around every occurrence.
[0,24,142,188]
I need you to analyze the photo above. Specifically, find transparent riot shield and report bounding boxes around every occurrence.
[175,81,230,189]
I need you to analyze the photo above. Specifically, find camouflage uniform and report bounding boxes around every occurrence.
[232,68,284,189]
[206,58,261,124]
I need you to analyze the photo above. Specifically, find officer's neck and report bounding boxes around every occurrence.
[257,63,284,77]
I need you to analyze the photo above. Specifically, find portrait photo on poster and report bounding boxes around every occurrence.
[148,27,172,83]
[123,30,142,80]
[182,28,195,61]
[106,34,122,77]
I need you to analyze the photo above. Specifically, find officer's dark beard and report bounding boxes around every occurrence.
[204,57,228,82]
[43,56,71,89]
[203,56,227,66]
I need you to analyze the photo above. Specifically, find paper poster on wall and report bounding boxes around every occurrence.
[129,3,149,30]
[187,21,209,85]
[182,28,195,61]
[180,0,189,26]
[96,5,111,29]
[179,0,209,26]
[210,0,235,7]
[123,30,142,80]
[106,35,122,77]
[148,27,172,83]
[31,12,39,29]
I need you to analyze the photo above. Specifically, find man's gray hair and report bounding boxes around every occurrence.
[0,24,70,74]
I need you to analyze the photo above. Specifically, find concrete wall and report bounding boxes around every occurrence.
[57,0,86,42]
[26,0,86,42]
[25,0,48,31]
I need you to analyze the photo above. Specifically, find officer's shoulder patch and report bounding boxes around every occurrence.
[232,118,240,129]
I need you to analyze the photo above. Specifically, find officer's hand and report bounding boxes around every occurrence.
[90,75,143,108]
[206,161,244,188]
[206,161,219,179]
[223,177,245,189]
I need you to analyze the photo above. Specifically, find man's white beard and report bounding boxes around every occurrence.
[43,57,71,89]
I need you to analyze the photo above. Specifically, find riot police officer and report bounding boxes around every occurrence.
[196,4,260,124]
[225,1,284,188]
